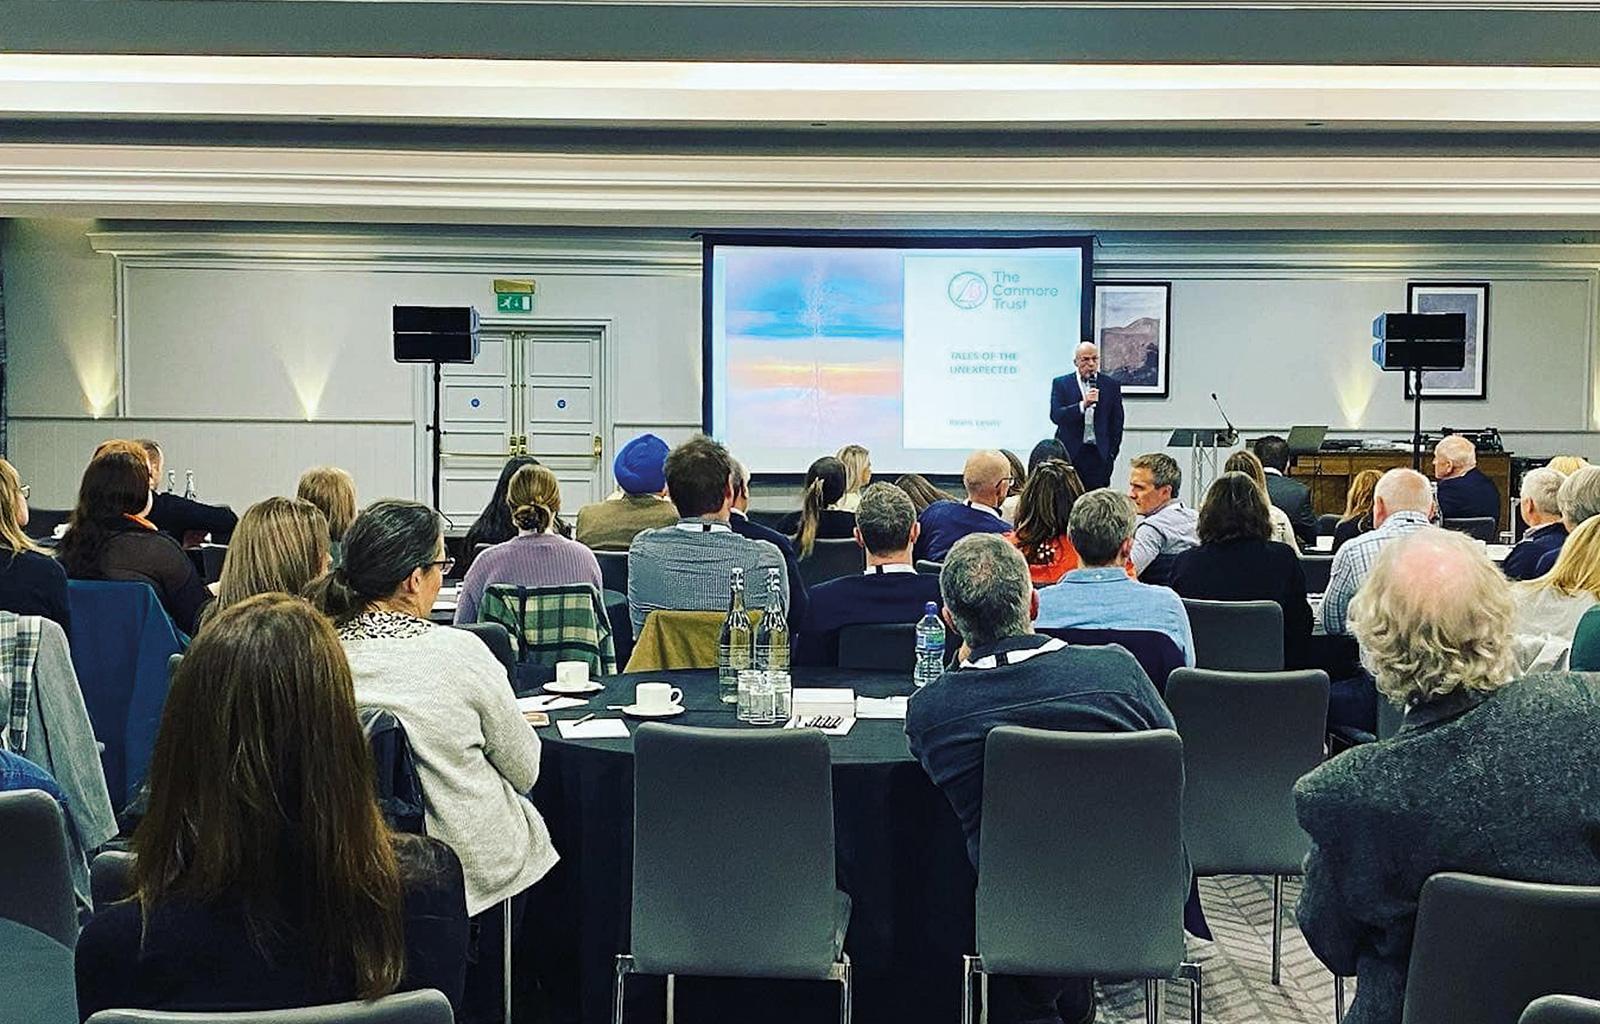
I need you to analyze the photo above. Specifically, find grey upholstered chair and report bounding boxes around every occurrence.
[619,724,851,1024]
[968,727,1200,1024]
[1522,996,1600,1024]
[1181,598,1285,671]
[1401,873,1600,1024]
[914,559,944,577]
[1299,554,1333,594]
[837,623,916,673]
[83,990,454,1023]
[0,917,76,1024]
[1442,517,1499,542]
[1165,668,1329,984]
[797,538,866,588]
[0,789,78,949]
[595,550,629,598]
[91,849,136,912]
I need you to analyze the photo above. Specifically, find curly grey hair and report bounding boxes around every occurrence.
[1348,527,1515,708]
[939,533,1033,649]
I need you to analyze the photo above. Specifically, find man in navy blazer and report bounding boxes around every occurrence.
[1049,341,1124,490]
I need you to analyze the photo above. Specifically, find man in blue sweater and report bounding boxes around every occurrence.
[797,482,942,665]
[1432,434,1502,523]
[906,533,1173,1024]
[913,449,1012,563]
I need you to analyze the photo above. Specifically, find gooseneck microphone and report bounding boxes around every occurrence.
[1211,392,1239,446]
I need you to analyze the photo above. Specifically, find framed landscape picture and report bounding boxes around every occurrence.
[1405,282,1488,399]
[1093,281,1171,397]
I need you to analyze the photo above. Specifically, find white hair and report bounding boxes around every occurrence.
[1559,466,1600,526]
[1520,466,1565,518]
[1375,468,1433,515]
[1435,434,1477,469]
[1349,527,1515,708]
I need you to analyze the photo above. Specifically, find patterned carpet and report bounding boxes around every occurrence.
[1093,875,1350,1023]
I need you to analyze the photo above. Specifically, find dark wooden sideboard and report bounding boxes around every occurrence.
[1288,450,1513,532]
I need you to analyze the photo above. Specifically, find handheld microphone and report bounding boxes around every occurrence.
[1211,392,1239,446]
[1085,371,1098,404]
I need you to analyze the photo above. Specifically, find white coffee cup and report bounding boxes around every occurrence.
[555,661,590,686]
[636,682,684,713]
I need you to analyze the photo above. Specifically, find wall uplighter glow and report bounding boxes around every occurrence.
[63,334,117,418]
[1333,348,1379,429]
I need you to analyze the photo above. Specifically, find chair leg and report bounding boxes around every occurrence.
[1177,961,1203,1024]
[612,955,634,1024]
[1271,875,1284,986]
[665,974,675,1024]
[501,896,513,1024]
[1145,979,1161,1024]
[838,956,853,1024]
[961,955,980,1024]
[1334,974,1345,1022]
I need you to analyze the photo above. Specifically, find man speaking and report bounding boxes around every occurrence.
[1049,341,1124,490]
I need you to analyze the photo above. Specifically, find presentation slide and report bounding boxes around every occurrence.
[706,238,1089,474]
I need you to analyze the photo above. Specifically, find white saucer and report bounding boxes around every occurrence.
[545,680,604,695]
[620,704,686,719]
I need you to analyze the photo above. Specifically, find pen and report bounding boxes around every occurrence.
[570,712,596,727]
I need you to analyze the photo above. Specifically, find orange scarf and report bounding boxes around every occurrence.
[123,512,157,531]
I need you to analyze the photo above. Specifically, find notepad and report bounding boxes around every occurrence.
[557,718,630,739]
[518,694,587,713]
[856,696,909,720]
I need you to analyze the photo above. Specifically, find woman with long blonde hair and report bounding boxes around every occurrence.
[74,593,468,1018]
[834,444,872,513]
[1511,515,1600,670]
[209,497,331,618]
[1332,468,1384,553]
[0,457,70,632]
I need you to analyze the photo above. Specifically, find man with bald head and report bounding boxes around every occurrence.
[1432,433,1501,522]
[913,449,1014,563]
[1050,341,1125,489]
[1321,467,1435,636]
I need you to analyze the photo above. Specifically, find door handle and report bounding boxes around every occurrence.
[592,435,604,460]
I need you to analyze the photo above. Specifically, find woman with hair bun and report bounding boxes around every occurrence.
[453,463,602,625]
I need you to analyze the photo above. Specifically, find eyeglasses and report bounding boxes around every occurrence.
[423,557,456,575]
[18,485,28,500]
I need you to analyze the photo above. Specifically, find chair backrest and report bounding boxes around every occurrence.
[1317,513,1341,537]
[452,621,516,684]
[1299,553,1333,594]
[631,723,839,979]
[595,550,629,596]
[357,707,427,836]
[0,789,79,947]
[67,580,185,807]
[837,622,916,673]
[91,849,136,911]
[1037,627,1187,696]
[477,584,616,676]
[1164,668,1329,875]
[1402,873,1600,1024]
[746,509,792,532]
[625,610,753,673]
[198,543,228,585]
[1522,996,1600,1024]
[0,917,76,1024]
[1443,517,1499,542]
[797,537,866,588]
[83,989,455,1024]
[914,559,944,578]
[976,727,1188,978]
[1181,598,1285,671]
[23,507,70,541]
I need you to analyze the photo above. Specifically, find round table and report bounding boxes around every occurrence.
[525,667,976,1024]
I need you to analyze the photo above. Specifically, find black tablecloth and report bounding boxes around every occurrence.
[524,668,976,1024]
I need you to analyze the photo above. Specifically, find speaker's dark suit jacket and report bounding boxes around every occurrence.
[1265,471,1317,548]
[1049,374,1124,467]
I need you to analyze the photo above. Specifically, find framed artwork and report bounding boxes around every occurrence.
[1405,282,1489,399]
[1093,281,1171,397]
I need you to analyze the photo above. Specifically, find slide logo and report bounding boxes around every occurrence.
[947,271,988,310]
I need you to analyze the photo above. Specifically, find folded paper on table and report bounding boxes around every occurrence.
[792,688,856,718]
[856,695,909,720]
[557,718,630,739]
[518,694,588,712]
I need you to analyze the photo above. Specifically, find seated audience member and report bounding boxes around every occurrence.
[207,497,330,620]
[834,444,872,513]
[1005,438,1070,523]
[997,448,1028,521]
[1533,464,1600,577]
[1224,449,1298,549]
[1295,528,1600,1024]
[575,434,679,552]
[59,449,213,635]
[454,464,603,625]
[906,533,1173,1024]
[1003,460,1100,586]
[460,454,543,573]
[1035,488,1195,665]
[0,457,71,633]
[1548,454,1591,476]
[1503,466,1568,581]
[894,473,956,515]
[1321,468,1434,636]
[1126,452,1199,584]
[1432,433,1502,522]
[307,500,554,1023]
[296,466,357,568]
[75,594,468,1020]
[729,458,807,626]
[1509,516,1600,671]
[797,483,942,665]
[627,436,789,637]
[776,456,857,558]
[913,450,1013,563]
[1253,434,1317,547]
[1332,468,1383,554]
[1170,472,1313,669]
[126,439,239,544]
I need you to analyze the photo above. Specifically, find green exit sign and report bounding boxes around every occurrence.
[496,292,533,313]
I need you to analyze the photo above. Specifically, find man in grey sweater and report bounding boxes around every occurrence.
[1294,527,1600,1024]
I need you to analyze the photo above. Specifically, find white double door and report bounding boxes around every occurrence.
[431,325,606,530]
